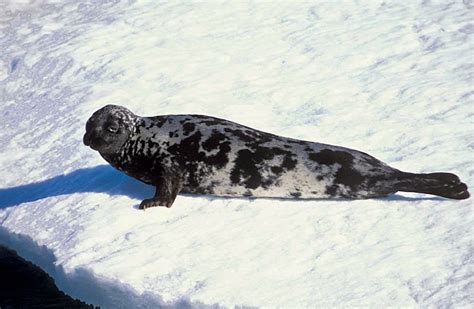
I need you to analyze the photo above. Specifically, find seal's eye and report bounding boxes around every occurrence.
[107,126,119,133]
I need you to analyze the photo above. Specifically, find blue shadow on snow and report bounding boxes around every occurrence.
[0,165,154,209]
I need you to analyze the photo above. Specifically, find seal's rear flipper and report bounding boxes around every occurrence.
[395,172,470,200]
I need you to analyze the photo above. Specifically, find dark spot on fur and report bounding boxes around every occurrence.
[253,146,275,160]
[289,139,307,145]
[231,149,262,189]
[224,128,254,143]
[202,130,226,151]
[145,141,158,157]
[270,147,287,155]
[243,191,253,197]
[168,132,206,188]
[182,122,195,135]
[309,149,365,196]
[308,153,320,162]
[282,156,297,170]
[149,116,166,128]
[210,142,231,168]
[202,130,231,168]
[308,149,350,165]
[179,118,192,124]
[290,192,301,198]
[271,166,283,174]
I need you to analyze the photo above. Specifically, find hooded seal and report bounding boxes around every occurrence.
[83,105,469,209]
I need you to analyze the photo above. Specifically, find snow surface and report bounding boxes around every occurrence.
[0,0,473,308]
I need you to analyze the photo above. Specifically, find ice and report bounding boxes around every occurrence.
[0,0,473,308]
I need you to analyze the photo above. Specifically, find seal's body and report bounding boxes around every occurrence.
[83,105,469,208]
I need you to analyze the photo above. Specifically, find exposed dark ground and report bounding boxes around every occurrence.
[0,245,97,309]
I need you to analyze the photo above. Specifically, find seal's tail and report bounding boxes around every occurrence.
[394,172,470,200]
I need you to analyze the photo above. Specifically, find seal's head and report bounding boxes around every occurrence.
[83,104,137,155]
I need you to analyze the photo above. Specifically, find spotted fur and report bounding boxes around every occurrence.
[83,105,469,209]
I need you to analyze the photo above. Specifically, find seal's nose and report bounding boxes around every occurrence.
[83,132,91,146]
[83,129,102,150]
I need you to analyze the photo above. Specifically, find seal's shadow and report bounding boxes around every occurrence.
[0,165,444,209]
[0,165,154,209]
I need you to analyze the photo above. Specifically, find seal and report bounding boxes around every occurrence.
[83,105,470,209]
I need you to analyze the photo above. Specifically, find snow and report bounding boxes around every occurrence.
[0,0,473,308]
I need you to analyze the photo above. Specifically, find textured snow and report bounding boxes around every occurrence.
[0,0,473,308]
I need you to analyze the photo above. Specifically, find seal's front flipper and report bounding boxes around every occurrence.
[139,176,184,209]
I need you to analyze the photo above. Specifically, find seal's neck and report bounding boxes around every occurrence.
[99,151,119,167]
